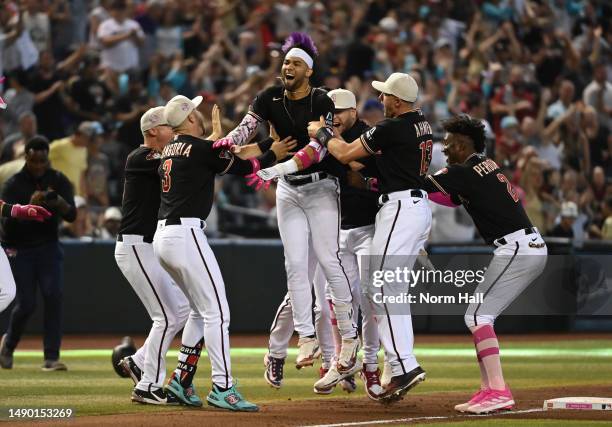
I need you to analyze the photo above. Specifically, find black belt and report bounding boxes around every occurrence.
[494,227,537,246]
[164,218,205,228]
[285,172,329,186]
[117,234,153,244]
[380,190,424,204]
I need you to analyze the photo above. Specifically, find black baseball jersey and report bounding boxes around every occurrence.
[253,85,344,177]
[119,146,161,238]
[359,109,433,194]
[423,153,533,244]
[339,119,379,229]
[158,134,276,221]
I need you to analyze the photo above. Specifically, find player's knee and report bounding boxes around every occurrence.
[465,313,495,330]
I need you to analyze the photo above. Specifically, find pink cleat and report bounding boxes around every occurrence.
[454,388,489,412]
[465,387,515,414]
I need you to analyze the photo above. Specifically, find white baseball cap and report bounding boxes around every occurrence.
[163,95,203,128]
[140,106,167,133]
[372,72,419,102]
[560,201,578,218]
[327,89,356,110]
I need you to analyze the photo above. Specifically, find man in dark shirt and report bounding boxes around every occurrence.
[213,33,360,385]
[153,94,289,412]
[549,201,577,238]
[0,136,76,372]
[423,115,547,414]
[114,106,191,406]
[305,73,432,401]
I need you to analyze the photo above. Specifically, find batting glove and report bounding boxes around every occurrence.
[212,137,235,150]
[365,177,379,192]
[11,204,52,222]
[246,173,271,191]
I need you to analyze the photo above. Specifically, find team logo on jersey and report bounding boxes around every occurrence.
[218,150,232,159]
[364,127,376,141]
[324,112,333,127]
[146,151,161,160]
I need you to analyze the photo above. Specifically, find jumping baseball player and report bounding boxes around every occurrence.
[0,201,50,314]
[271,72,432,401]
[114,106,194,405]
[424,115,547,414]
[212,32,361,382]
[152,94,292,412]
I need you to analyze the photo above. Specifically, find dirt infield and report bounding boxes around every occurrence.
[5,385,611,427]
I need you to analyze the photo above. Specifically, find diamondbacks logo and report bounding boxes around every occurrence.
[181,102,190,111]
[146,151,161,160]
[218,150,232,159]
[325,112,333,127]
[148,113,160,125]
[364,127,376,141]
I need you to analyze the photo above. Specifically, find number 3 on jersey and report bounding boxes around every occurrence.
[419,140,433,175]
[497,173,519,202]
[162,159,172,192]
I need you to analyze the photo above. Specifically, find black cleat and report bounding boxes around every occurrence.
[118,356,142,386]
[378,366,426,404]
[131,387,180,405]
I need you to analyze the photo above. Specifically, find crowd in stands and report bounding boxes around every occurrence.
[0,0,610,242]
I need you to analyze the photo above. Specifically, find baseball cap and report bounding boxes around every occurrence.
[501,116,519,129]
[560,201,578,218]
[372,72,419,102]
[140,106,167,133]
[363,99,384,112]
[163,95,203,128]
[328,89,356,111]
[77,121,104,138]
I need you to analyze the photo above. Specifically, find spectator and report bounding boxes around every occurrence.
[582,62,612,130]
[59,195,92,239]
[85,126,110,208]
[1,71,35,137]
[0,136,76,371]
[22,0,51,53]
[48,121,103,197]
[65,55,113,122]
[97,0,144,74]
[96,206,121,239]
[112,72,151,154]
[547,80,576,119]
[550,201,578,238]
[1,111,38,164]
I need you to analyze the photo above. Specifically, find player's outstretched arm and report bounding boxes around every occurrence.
[308,116,370,164]
[212,112,262,149]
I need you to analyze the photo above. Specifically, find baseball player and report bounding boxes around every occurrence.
[114,106,194,405]
[271,72,432,401]
[423,115,547,414]
[0,202,50,314]
[213,32,361,382]
[152,94,292,412]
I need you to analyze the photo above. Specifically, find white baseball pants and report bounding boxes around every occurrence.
[0,249,16,313]
[465,230,548,327]
[276,177,356,340]
[115,237,190,390]
[367,190,431,377]
[153,218,233,389]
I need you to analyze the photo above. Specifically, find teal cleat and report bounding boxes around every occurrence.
[206,383,259,412]
[166,376,203,407]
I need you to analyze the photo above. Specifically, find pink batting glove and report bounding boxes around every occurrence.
[245,173,271,191]
[11,204,52,222]
[212,137,235,150]
[366,177,379,192]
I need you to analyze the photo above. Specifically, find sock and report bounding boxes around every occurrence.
[365,363,379,373]
[329,300,342,356]
[472,324,505,391]
[173,338,204,387]
[475,344,489,389]
[332,301,358,340]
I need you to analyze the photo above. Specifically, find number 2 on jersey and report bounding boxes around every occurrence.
[496,173,519,202]
[162,159,172,192]
[419,140,433,175]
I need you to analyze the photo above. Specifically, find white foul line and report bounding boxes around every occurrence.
[301,408,546,427]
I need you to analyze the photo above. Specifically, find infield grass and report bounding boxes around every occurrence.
[1,339,611,425]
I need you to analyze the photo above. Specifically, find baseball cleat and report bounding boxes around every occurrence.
[381,360,392,388]
[166,374,203,407]
[118,356,142,386]
[313,366,335,395]
[206,383,259,412]
[336,337,361,374]
[360,366,385,400]
[378,366,426,404]
[465,387,514,414]
[454,388,489,412]
[340,375,357,393]
[314,359,362,392]
[264,353,285,389]
[296,337,319,369]
[42,360,68,371]
[0,334,13,369]
[132,387,180,405]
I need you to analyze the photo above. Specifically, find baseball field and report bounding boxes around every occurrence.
[1,334,611,426]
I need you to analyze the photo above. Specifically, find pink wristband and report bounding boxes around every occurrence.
[429,192,458,207]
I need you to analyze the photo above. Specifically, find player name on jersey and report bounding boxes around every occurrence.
[472,159,499,177]
[162,141,193,158]
[414,121,433,138]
